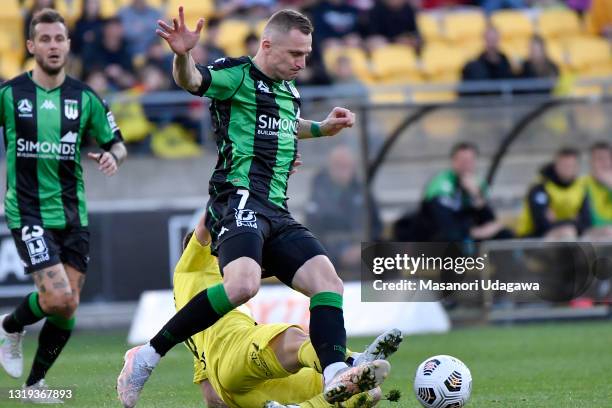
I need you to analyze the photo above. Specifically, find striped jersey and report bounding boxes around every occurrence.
[0,72,123,229]
[192,56,300,209]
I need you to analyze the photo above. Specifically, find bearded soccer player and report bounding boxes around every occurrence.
[117,7,371,407]
[134,214,400,408]
[0,8,127,402]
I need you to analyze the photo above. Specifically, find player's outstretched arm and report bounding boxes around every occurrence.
[156,6,204,93]
[297,107,355,139]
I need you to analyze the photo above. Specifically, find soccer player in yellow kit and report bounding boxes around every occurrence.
[171,216,402,408]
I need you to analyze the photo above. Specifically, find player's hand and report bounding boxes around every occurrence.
[156,6,204,56]
[320,107,355,137]
[289,153,303,175]
[88,152,118,176]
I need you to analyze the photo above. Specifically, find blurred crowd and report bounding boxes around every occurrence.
[305,141,612,276]
[1,0,611,154]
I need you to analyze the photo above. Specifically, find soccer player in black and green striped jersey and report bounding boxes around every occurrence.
[118,8,374,408]
[0,9,127,401]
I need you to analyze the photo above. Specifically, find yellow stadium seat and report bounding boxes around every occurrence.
[500,38,530,62]
[443,11,486,44]
[255,19,267,38]
[491,10,534,42]
[0,0,21,21]
[371,44,421,83]
[418,13,443,45]
[0,21,24,53]
[215,19,251,57]
[546,39,570,73]
[538,9,583,40]
[412,90,458,103]
[100,0,119,19]
[420,43,466,82]
[567,37,612,77]
[460,39,485,61]
[0,52,23,79]
[323,46,372,83]
[167,0,214,19]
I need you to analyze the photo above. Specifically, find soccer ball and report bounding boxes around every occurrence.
[413,355,472,408]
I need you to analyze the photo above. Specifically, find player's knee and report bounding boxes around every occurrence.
[39,291,75,317]
[223,258,261,305]
[228,278,260,305]
[294,255,344,296]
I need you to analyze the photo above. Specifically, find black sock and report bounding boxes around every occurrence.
[309,305,347,369]
[26,319,73,386]
[150,285,231,357]
[3,292,47,334]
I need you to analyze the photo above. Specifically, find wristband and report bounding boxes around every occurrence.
[311,121,322,138]
[109,151,119,164]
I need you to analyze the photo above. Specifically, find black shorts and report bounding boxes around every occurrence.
[11,225,90,274]
[205,188,328,287]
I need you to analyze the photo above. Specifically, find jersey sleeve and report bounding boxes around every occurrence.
[86,91,124,150]
[190,58,246,100]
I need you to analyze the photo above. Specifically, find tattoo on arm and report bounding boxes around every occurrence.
[53,281,68,290]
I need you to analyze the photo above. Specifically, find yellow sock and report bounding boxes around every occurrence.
[298,340,354,374]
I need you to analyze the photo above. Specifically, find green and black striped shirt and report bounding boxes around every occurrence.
[193,57,300,209]
[0,72,123,229]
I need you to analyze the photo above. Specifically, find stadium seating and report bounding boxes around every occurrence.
[491,10,534,42]
[417,13,444,46]
[371,44,421,83]
[538,8,583,41]
[421,43,466,82]
[323,46,372,83]
[500,38,530,64]
[443,11,487,44]
[566,37,612,77]
[215,19,252,57]
[167,0,214,25]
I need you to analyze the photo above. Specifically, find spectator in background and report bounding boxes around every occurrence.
[118,0,163,58]
[521,35,559,79]
[589,0,612,40]
[462,25,514,82]
[306,145,382,274]
[71,0,105,57]
[310,0,362,48]
[144,40,174,74]
[583,142,612,239]
[364,0,419,49]
[245,32,260,57]
[330,54,361,84]
[421,0,473,8]
[407,142,511,242]
[201,17,225,63]
[478,0,526,14]
[83,17,136,90]
[516,147,591,239]
[84,69,109,96]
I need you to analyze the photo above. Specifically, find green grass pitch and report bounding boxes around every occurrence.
[0,321,611,407]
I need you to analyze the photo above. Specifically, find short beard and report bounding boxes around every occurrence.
[35,55,64,76]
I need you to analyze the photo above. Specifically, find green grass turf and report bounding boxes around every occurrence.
[0,321,611,407]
